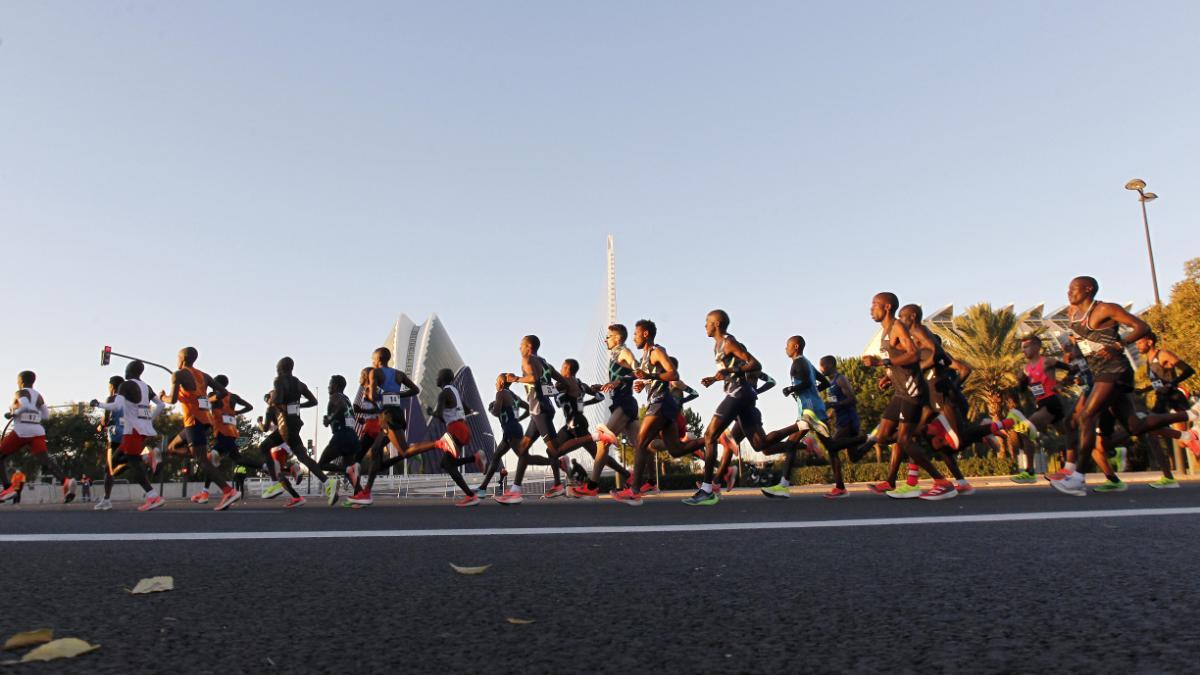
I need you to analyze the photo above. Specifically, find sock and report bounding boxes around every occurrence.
[701,482,713,493]
[1105,473,1120,483]
[957,478,969,487]
[510,484,521,494]
[779,478,790,488]
[1065,462,1076,474]
[1188,410,1198,422]
[147,489,158,499]
[906,464,919,486]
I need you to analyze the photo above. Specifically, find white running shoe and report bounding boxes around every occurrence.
[93,498,113,511]
[1051,472,1087,497]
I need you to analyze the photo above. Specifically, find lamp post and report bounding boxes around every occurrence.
[1124,178,1162,306]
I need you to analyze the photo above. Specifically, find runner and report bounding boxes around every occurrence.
[315,375,364,506]
[477,374,530,497]
[94,375,126,510]
[682,310,774,506]
[345,367,379,498]
[159,347,240,510]
[1136,333,1200,486]
[90,361,165,511]
[1052,277,1199,496]
[495,335,570,505]
[1011,335,1074,483]
[195,375,261,504]
[0,371,76,504]
[610,320,690,505]
[256,357,324,508]
[707,371,777,494]
[347,348,420,507]
[861,293,957,500]
[564,325,637,498]
[541,359,607,497]
[819,355,865,498]
[392,368,484,507]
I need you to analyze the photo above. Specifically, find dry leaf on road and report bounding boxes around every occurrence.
[128,576,175,595]
[19,638,100,663]
[449,563,491,576]
[2,629,52,651]
[505,618,535,625]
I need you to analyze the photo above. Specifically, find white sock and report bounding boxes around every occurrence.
[147,489,158,499]
[700,482,713,493]
[1188,410,1198,422]
[1064,462,1076,474]
[778,478,790,488]
[957,479,969,487]
[510,484,521,494]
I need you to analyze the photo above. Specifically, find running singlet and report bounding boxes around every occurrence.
[328,393,356,432]
[11,388,47,438]
[377,367,408,406]
[210,391,239,438]
[494,390,520,426]
[273,375,304,421]
[354,385,380,437]
[1068,302,1133,383]
[1147,352,1189,410]
[178,366,213,427]
[1024,357,1058,401]
[716,336,755,397]
[641,346,670,402]
[881,332,922,401]
[525,357,556,415]
[106,399,124,445]
[790,356,827,416]
[441,385,466,424]
[121,380,158,436]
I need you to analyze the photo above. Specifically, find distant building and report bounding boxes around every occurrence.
[380,314,495,475]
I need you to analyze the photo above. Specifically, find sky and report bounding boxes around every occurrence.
[2,1,1198,453]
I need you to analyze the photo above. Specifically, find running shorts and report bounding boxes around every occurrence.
[447,420,471,446]
[1036,395,1066,425]
[882,395,923,424]
[0,433,47,456]
[714,389,762,432]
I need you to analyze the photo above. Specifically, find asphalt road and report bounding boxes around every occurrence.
[3,486,1199,674]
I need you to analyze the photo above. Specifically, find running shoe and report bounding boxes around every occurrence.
[1181,430,1200,458]
[138,494,165,512]
[955,481,975,496]
[610,487,643,506]
[214,488,241,511]
[288,463,302,482]
[324,478,338,506]
[190,490,210,504]
[824,487,848,499]
[1044,470,1068,482]
[568,483,599,499]
[695,480,722,495]
[928,414,960,450]
[495,489,524,505]
[918,480,958,501]
[208,449,220,466]
[760,483,791,499]
[802,409,831,438]
[1010,471,1038,484]
[682,489,719,506]
[543,483,566,499]
[262,482,285,500]
[346,489,373,506]
[93,498,113,511]
[62,478,77,504]
[0,486,17,503]
[638,482,660,496]
[1051,472,1087,497]
[595,430,618,446]
[1006,409,1038,439]
[886,483,923,499]
[1112,447,1127,473]
[346,463,360,489]
[990,419,1016,435]
[721,466,737,491]
[285,496,306,509]
[473,452,486,473]
[867,481,894,495]
[1149,477,1180,489]
[1092,478,1127,493]
[148,447,162,474]
[455,493,481,507]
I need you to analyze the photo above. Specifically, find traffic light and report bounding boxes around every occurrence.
[101,346,112,366]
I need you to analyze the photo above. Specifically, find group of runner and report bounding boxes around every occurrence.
[2,276,1198,510]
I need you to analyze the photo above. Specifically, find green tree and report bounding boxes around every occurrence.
[931,303,1026,416]
[1144,257,1200,375]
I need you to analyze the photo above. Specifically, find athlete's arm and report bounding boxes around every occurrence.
[814,370,831,392]
[396,372,420,398]
[1160,350,1195,385]
[298,382,318,409]
[515,398,531,422]
[720,338,760,378]
[755,373,776,394]
[837,374,856,407]
[581,383,604,407]
[507,357,537,385]
[160,371,184,404]
[678,385,700,404]
[231,394,253,416]
[1096,302,1152,348]
[888,323,920,366]
[651,347,680,383]
[366,369,381,402]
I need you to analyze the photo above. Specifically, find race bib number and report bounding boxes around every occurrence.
[541,383,557,398]
[17,411,40,424]
[1029,383,1045,398]
[381,393,403,406]
[197,398,212,411]
[1077,340,1099,356]
[222,414,237,426]
[285,404,301,415]
[137,405,153,420]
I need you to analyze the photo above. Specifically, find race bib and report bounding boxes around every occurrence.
[381,393,403,407]
[137,405,153,420]
[17,411,40,424]
[541,383,557,398]
[197,398,212,411]
[222,414,237,426]
[1029,383,1045,398]
[1077,340,1099,356]
[285,404,301,415]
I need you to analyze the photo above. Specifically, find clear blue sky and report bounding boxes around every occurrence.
[2,1,1198,448]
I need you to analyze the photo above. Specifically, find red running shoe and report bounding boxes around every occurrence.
[568,483,599,498]
[495,488,524,505]
[543,483,566,499]
[928,415,960,450]
[347,489,373,506]
[824,487,849,499]
[990,419,1015,435]
[918,480,958,501]
[868,481,894,495]
[214,488,241,511]
[285,496,306,509]
[137,494,165,512]
[190,491,210,504]
[638,482,660,496]
[455,493,480,507]
[596,430,618,446]
[610,488,643,506]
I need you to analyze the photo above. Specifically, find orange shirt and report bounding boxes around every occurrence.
[210,392,239,438]
[178,366,213,427]
[11,471,26,489]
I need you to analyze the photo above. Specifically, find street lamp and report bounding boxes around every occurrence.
[1124,178,1162,305]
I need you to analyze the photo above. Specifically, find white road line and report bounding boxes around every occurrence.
[2,507,1199,543]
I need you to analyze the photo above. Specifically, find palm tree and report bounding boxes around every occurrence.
[931,303,1027,417]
